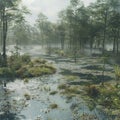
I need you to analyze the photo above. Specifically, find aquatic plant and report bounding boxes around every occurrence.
[63,75,79,81]
[24,78,29,83]
[58,84,67,89]
[49,103,58,109]
[24,93,31,100]
[50,91,58,95]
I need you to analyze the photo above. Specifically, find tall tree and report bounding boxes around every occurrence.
[36,13,48,47]
[0,0,28,66]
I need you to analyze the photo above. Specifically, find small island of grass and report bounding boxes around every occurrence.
[0,54,56,78]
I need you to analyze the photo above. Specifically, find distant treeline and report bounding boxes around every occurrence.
[0,0,120,56]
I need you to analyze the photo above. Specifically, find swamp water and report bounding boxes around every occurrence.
[0,45,115,120]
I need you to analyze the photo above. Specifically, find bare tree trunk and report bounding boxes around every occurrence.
[113,37,116,53]
[102,10,108,54]
[2,8,7,67]
[116,29,120,55]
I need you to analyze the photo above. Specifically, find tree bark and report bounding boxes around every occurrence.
[102,11,107,54]
[2,8,7,67]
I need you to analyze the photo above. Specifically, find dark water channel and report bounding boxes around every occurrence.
[0,45,115,120]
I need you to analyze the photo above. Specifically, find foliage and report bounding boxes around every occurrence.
[0,67,15,77]
[31,0,120,58]
[0,0,29,67]
[84,83,120,110]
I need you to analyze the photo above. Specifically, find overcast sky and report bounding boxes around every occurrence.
[22,0,96,25]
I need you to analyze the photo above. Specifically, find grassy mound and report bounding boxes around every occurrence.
[0,54,56,78]
[83,83,120,115]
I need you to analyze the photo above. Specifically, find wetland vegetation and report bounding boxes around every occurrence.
[0,0,120,120]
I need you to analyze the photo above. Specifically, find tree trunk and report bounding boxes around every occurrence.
[2,8,7,67]
[113,37,116,53]
[116,29,119,55]
[102,10,108,54]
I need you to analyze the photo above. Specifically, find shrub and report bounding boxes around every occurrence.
[0,67,14,77]
[21,54,31,63]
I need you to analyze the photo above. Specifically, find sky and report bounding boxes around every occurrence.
[22,0,96,25]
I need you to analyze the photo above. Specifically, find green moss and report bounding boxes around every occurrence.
[0,54,56,78]
[28,66,56,77]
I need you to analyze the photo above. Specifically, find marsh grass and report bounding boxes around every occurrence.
[49,103,58,109]
[0,54,56,78]
[84,83,120,115]
[24,93,31,100]
[63,75,79,81]
[50,91,58,95]
[24,78,29,83]
[58,84,67,89]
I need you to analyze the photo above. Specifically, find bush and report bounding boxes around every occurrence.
[0,67,14,77]
[21,54,31,63]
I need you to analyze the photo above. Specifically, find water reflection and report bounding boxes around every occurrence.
[0,87,25,120]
